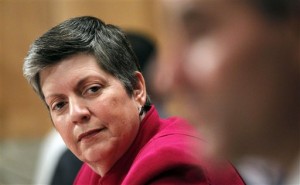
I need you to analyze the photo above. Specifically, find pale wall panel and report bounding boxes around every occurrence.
[50,0,156,39]
[1,0,55,139]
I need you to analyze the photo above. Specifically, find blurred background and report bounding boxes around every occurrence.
[0,0,173,184]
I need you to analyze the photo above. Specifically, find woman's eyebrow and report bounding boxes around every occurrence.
[75,75,107,91]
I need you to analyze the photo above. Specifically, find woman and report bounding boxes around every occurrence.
[23,16,244,185]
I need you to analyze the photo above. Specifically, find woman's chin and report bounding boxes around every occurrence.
[81,149,102,163]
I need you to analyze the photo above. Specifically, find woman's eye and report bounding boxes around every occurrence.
[84,85,101,96]
[52,101,67,111]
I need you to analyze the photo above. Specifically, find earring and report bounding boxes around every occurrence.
[139,106,144,116]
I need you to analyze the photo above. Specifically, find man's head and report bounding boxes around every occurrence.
[157,0,299,163]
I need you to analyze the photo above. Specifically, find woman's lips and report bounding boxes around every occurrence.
[78,128,103,142]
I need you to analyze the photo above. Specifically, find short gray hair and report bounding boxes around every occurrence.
[23,16,151,108]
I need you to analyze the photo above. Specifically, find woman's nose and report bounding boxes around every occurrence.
[69,98,91,124]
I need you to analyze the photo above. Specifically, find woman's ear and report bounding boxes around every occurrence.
[133,71,147,105]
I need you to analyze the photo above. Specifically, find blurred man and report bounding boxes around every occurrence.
[156,0,299,184]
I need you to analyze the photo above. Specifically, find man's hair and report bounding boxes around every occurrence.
[250,0,299,20]
[23,16,151,107]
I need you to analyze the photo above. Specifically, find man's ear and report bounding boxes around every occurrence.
[133,71,147,105]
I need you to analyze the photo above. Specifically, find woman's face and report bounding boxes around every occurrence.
[40,54,146,174]
[158,0,299,159]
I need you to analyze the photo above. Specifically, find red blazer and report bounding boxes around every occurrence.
[74,106,245,185]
